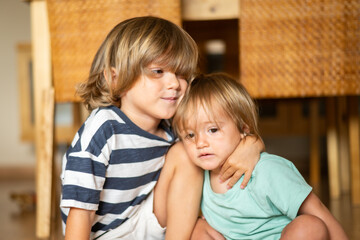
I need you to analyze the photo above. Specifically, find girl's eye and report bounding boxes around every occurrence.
[185,132,195,140]
[208,128,218,134]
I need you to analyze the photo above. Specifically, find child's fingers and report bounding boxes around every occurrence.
[219,165,234,182]
[219,161,230,177]
[226,170,244,189]
[239,170,252,189]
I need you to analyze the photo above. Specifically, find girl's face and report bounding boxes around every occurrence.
[180,103,244,172]
[120,63,188,129]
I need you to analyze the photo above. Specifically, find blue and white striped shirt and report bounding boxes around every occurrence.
[60,105,175,239]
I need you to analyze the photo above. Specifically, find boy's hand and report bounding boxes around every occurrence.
[191,217,225,240]
[219,136,264,189]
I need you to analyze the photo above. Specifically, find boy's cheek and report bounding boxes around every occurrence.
[178,81,188,99]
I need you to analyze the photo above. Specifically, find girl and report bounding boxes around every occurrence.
[173,73,348,240]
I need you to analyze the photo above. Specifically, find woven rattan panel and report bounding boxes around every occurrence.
[47,0,181,102]
[240,0,360,98]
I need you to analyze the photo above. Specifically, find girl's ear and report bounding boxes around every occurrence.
[242,124,251,137]
[103,67,118,88]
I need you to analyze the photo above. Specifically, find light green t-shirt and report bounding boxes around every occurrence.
[201,152,312,240]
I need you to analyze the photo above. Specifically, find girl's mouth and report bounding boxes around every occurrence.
[198,153,213,158]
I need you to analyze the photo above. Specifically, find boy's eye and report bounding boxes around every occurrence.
[175,73,187,81]
[152,69,164,74]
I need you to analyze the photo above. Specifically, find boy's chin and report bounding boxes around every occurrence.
[160,111,176,120]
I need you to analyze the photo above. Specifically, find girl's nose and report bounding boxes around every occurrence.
[195,133,208,149]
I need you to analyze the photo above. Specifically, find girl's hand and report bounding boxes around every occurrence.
[219,136,265,189]
[191,217,225,240]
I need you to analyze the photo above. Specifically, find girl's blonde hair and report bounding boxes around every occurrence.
[77,16,199,110]
[173,73,260,139]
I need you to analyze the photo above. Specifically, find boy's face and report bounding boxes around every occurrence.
[121,63,188,123]
[180,104,243,171]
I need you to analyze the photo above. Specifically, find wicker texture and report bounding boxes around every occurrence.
[47,0,181,102]
[240,0,360,98]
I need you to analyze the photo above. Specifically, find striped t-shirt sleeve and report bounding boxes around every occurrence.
[60,109,115,211]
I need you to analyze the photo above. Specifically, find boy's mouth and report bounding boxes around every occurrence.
[162,96,178,102]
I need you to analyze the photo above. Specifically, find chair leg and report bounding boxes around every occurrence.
[31,0,53,237]
[36,88,55,238]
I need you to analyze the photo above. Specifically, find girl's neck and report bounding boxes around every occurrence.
[210,167,222,176]
[209,169,230,194]
[209,163,231,194]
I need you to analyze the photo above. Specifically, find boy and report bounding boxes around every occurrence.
[173,73,348,240]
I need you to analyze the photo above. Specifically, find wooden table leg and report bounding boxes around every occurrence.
[348,96,360,205]
[326,97,341,199]
[337,97,350,194]
[309,99,321,187]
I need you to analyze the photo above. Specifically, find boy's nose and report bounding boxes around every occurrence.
[167,73,180,89]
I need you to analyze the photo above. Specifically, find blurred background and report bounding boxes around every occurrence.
[0,0,359,239]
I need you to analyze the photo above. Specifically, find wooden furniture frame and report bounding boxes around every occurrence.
[17,43,34,142]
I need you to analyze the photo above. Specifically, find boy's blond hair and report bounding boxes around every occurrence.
[77,16,199,110]
[173,72,260,138]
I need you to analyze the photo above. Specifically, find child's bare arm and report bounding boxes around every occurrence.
[298,192,348,240]
[219,136,265,189]
[65,207,95,240]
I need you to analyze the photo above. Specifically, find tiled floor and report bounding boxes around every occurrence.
[0,178,359,240]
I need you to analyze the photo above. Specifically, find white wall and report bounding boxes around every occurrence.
[0,0,35,167]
